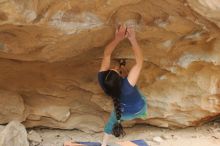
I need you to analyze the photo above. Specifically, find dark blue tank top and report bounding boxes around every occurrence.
[98,71,145,115]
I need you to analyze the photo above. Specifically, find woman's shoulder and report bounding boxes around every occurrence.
[121,77,137,94]
[98,70,109,75]
[98,70,109,80]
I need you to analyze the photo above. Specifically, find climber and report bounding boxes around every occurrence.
[98,25,147,146]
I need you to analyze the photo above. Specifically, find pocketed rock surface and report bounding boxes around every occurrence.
[0,0,220,132]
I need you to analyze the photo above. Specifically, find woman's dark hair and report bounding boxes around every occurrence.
[104,70,126,137]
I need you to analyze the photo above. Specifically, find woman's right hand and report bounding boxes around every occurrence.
[125,27,136,42]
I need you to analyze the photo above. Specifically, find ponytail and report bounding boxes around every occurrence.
[104,70,126,137]
[112,97,126,137]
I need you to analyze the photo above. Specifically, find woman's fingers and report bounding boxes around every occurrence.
[118,24,121,30]
[115,24,135,41]
[125,30,129,38]
[127,27,134,33]
[127,28,135,36]
[115,25,126,41]
[119,25,126,33]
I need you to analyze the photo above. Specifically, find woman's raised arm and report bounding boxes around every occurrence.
[126,28,144,86]
[99,25,127,72]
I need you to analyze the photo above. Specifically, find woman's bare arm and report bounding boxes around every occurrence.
[99,39,120,72]
[126,28,144,86]
[99,25,127,72]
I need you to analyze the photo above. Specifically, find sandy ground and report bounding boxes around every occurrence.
[28,121,220,146]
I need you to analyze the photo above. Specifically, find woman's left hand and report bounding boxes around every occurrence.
[114,25,127,42]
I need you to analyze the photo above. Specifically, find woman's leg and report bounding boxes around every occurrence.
[102,111,117,146]
[104,111,117,134]
[101,132,111,146]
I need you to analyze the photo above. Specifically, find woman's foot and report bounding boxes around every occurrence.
[63,141,83,146]
[116,141,138,146]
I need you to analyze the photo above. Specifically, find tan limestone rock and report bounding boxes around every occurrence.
[0,0,220,132]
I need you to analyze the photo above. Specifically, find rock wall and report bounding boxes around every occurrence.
[0,0,220,132]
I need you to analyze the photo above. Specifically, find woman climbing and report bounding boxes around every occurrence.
[98,25,147,146]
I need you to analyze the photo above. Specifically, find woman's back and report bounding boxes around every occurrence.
[98,71,145,115]
[120,77,145,115]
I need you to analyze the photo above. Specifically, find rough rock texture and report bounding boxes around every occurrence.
[0,121,29,146]
[28,130,42,145]
[0,89,26,123]
[0,0,220,132]
[187,0,220,28]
